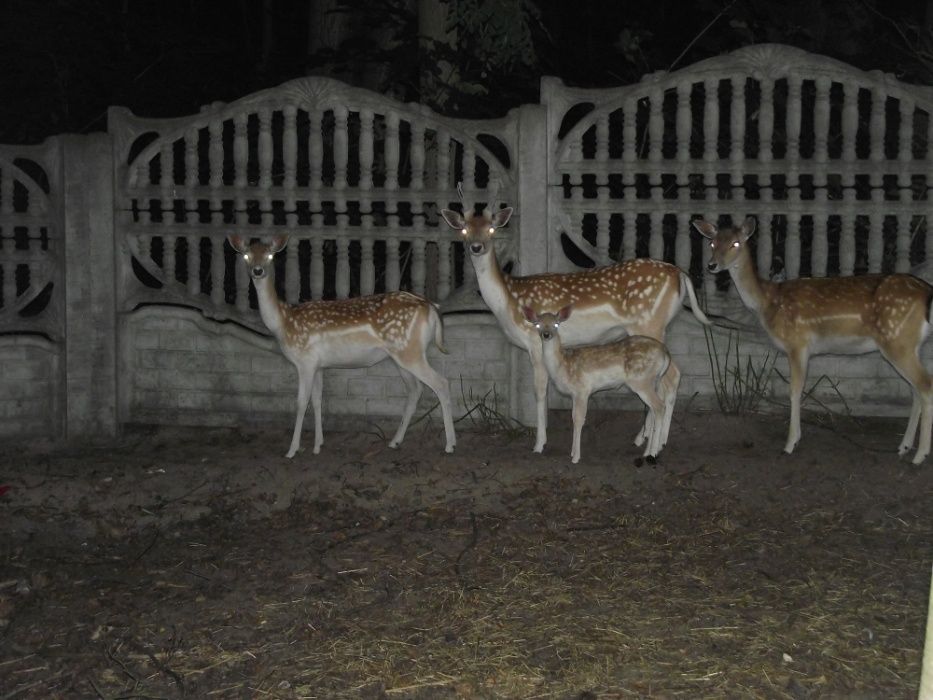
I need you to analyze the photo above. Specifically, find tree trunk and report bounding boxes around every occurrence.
[307,0,349,75]
[418,0,458,110]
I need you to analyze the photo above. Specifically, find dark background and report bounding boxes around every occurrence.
[0,0,929,144]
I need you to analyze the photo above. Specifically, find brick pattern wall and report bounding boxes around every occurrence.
[0,337,61,438]
[122,307,514,433]
[5,304,930,445]
[547,314,925,419]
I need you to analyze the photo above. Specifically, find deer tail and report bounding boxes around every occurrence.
[680,271,712,326]
[430,303,449,354]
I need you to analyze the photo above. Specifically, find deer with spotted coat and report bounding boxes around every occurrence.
[441,184,711,453]
[522,305,674,464]
[228,234,456,458]
[694,216,933,464]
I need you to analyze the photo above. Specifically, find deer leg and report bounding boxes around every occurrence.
[915,390,933,464]
[634,407,653,448]
[530,349,549,453]
[311,370,324,454]
[571,394,588,464]
[632,385,665,458]
[899,392,922,456]
[881,347,933,463]
[403,358,456,453]
[785,349,808,455]
[286,368,315,459]
[389,369,422,450]
[659,362,681,448]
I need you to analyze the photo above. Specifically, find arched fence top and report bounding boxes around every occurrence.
[107,75,522,327]
[109,75,518,193]
[545,43,933,167]
[544,43,933,289]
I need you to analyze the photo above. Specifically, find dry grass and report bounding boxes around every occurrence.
[3,490,925,699]
[1,417,930,699]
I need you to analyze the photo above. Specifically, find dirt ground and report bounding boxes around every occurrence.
[1,408,932,699]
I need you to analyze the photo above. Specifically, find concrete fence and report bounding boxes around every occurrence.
[4,44,933,442]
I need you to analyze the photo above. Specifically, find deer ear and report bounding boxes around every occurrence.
[228,235,249,253]
[491,207,513,229]
[521,305,537,323]
[269,234,289,253]
[557,305,573,322]
[692,219,717,239]
[440,209,465,230]
[740,216,757,241]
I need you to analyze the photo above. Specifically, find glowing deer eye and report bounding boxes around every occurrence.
[267,253,274,261]
[461,228,467,236]
[488,227,495,234]
[242,254,249,261]
[732,241,740,248]
[709,242,715,249]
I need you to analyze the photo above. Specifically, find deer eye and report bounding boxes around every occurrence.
[534,322,540,328]
[242,253,249,261]
[709,242,715,249]
[732,241,740,248]
[460,228,467,235]
[266,253,274,261]
[488,227,495,234]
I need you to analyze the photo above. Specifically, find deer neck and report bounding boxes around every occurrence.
[540,336,571,389]
[728,248,772,316]
[251,273,288,338]
[470,247,514,322]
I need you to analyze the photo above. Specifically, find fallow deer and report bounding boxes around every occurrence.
[228,234,456,458]
[694,216,933,464]
[522,305,674,464]
[441,186,710,453]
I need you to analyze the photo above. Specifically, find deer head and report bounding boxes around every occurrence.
[228,234,289,280]
[693,217,756,274]
[521,305,573,341]
[440,181,513,257]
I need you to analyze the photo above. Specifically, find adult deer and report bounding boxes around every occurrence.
[228,234,456,458]
[441,185,710,453]
[694,216,933,464]
[522,305,674,464]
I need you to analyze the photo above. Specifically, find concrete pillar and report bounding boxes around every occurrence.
[61,133,118,439]
[516,103,549,277]
[508,104,549,427]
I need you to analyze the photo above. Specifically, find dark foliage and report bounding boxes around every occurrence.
[0,0,928,143]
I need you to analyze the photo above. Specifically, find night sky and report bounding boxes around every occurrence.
[0,0,927,143]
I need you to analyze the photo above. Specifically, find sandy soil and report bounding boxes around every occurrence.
[1,408,931,699]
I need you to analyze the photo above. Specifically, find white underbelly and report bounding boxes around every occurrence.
[807,335,878,355]
[553,305,630,346]
[768,332,880,356]
[282,340,387,369]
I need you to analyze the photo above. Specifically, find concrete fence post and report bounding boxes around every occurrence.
[61,133,118,439]
[508,104,549,426]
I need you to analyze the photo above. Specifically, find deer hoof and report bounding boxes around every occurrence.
[645,455,657,466]
[445,445,455,454]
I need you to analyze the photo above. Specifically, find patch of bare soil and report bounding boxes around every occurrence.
[1,409,931,699]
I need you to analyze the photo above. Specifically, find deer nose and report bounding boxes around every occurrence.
[541,331,552,340]
[470,242,485,255]
[251,266,265,278]
[707,261,718,272]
